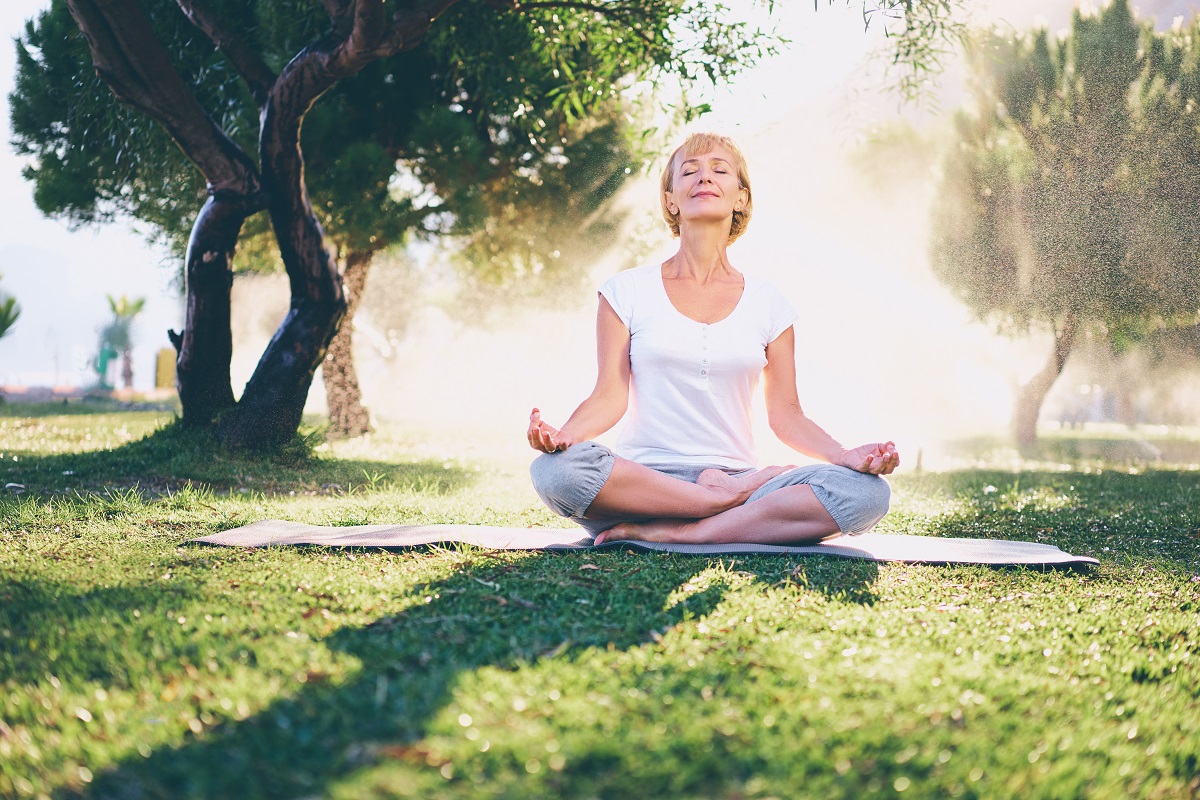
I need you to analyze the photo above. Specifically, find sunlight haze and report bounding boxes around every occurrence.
[4,0,1198,466]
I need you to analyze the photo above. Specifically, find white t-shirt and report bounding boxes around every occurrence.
[599,264,799,470]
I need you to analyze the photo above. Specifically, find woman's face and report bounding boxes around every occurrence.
[664,145,747,228]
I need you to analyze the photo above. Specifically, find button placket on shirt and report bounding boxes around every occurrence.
[699,324,710,380]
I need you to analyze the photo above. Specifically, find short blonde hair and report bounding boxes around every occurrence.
[659,132,753,244]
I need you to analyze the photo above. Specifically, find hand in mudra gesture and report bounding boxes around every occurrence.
[527,408,576,453]
[837,441,899,475]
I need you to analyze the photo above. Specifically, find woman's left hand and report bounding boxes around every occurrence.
[528,408,577,453]
[837,441,899,475]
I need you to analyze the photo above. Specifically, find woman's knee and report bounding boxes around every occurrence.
[842,472,891,532]
[529,441,615,518]
[810,468,891,533]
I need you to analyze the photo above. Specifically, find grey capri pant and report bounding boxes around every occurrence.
[530,441,891,537]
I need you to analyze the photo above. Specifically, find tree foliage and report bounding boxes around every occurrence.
[101,294,146,352]
[930,0,1200,448]
[861,0,972,99]
[12,1,657,271]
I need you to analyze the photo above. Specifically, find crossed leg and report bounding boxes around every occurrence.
[583,457,793,521]
[592,483,840,546]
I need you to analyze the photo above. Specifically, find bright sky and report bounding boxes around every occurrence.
[1,0,181,391]
[2,0,1196,458]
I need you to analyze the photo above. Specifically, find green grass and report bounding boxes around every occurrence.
[1,410,1198,799]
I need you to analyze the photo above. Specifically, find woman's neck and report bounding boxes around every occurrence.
[666,221,736,283]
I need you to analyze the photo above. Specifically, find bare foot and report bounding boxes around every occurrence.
[595,518,696,545]
[696,465,793,509]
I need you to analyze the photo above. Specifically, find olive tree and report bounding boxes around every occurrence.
[930,0,1200,450]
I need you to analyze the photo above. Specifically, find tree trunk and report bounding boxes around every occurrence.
[1012,314,1079,454]
[323,250,374,438]
[1113,381,1137,428]
[65,0,450,449]
[169,192,254,426]
[211,8,438,449]
[214,52,346,450]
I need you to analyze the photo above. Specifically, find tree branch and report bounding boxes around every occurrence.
[175,0,277,106]
[247,0,469,433]
[65,0,262,198]
[335,0,388,70]
[380,0,463,57]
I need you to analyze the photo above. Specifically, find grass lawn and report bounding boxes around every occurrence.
[1,403,1198,799]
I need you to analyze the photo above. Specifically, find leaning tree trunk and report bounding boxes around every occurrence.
[1012,313,1079,454]
[213,52,350,449]
[323,250,374,438]
[169,193,258,425]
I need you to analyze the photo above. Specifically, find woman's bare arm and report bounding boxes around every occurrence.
[763,327,899,474]
[528,295,631,452]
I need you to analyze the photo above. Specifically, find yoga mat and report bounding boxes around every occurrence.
[191,520,1099,567]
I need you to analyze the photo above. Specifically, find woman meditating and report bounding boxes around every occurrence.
[528,132,897,546]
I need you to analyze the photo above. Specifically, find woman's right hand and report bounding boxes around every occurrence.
[528,408,576,453]
[836,441,900,475]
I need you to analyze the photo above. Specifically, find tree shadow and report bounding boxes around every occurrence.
[1,538,899,799]
[59,553,738,799]
[0,578,210,688]
[0,420,473,498]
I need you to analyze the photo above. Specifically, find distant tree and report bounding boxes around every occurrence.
[100,294,147,390]
[930,0,1200,451]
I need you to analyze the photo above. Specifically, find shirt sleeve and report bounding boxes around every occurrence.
[598,269,635,329]
[766,282,799,343]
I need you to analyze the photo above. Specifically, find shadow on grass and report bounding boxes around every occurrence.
[790,558,879,604]
[0,420,473,498]
[54,554,739,799]
[0,578,218,688]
